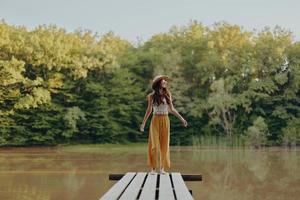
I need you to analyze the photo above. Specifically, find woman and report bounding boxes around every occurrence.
[140,75,188,174]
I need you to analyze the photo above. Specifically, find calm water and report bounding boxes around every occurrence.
[0,145,299,200]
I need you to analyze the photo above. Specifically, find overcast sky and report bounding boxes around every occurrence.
[1,0,299,43]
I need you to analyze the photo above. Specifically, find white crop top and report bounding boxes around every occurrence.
[152,97,169,115]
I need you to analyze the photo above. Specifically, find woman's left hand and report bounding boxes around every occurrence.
[181,118,188,127]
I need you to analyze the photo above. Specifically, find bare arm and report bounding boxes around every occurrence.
[168,93,188,127]
[140,94,153,132]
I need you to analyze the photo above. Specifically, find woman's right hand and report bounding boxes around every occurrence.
[139,123,145,132]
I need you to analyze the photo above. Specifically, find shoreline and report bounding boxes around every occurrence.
[0,142,299,152]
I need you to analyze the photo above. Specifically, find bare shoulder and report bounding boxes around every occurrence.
[167,91,173,100]
[147,92,154,106]
[147,91,154,99]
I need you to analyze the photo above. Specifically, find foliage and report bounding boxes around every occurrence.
[0,21,299,146]
[244,116,269,148]
[281,117,300,147]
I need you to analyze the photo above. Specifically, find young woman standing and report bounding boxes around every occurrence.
[140,75,188,174]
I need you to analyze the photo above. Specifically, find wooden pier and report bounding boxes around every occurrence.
[100,172,202,200]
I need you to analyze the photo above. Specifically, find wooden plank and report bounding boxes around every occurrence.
[159,174,175,200]
[109,173,202,181]
[172,172,194,200]
[139,173,158,200]
[100,172,136,200]
[109,173,125,180]
[181,174,202,181]
[119,172,147,200]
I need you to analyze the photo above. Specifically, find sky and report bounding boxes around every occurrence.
[0,0,299,43]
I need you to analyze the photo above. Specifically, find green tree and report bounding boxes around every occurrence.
[244,116,269,148]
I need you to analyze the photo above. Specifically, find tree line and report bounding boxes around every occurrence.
[0,21,299,147]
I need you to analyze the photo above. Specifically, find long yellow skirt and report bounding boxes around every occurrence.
[147,114,171,169]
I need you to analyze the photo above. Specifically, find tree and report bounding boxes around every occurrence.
[206,78,238,137]
[244,116,269,148]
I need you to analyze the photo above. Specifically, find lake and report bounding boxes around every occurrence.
[0,144,299,200]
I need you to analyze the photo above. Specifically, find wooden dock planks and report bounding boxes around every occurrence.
[101,172,201,200]
[139,173,158,200]
[100,172,136,200]
[172,172,193,200]
[119,172,147,200]
[159,173,175,200]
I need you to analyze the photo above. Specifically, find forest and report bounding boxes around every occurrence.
[0,21,299,147]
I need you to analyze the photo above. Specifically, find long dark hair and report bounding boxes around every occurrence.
[151,78,171,106]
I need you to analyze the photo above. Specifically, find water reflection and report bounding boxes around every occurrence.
[186,148,300,200]
[0,146,299,200]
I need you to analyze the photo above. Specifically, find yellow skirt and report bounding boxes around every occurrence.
[147,114,171,169]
